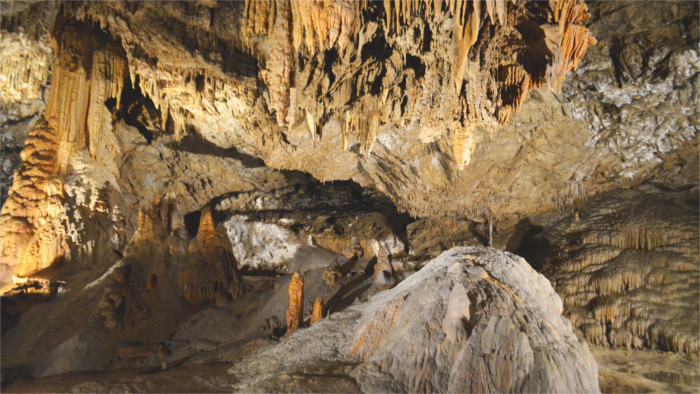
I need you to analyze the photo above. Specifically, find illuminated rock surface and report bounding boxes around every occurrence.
[0,0,697,392]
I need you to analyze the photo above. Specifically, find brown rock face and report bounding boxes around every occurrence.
[0,120,65,281]
[98,193,188,330]
[285,271,304,337]
[1,0,695,231]
[10,0,599,223]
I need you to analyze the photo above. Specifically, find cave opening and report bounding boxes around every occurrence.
[184,210,202,238]
[360,34,392,63]
[118,74,160,144]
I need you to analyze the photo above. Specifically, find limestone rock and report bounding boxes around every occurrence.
[229,247,600,393]
[285,272,304,337]
[0,27,52,205]
[562,1,699,187]
[310,297,323,325]
[0,18,129,286]
[221,184,406,273]
[537,186,699,355]
[24,0,598,222]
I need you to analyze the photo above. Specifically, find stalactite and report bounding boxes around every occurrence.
[543,190,699,355]
[453,125,476,170]
[87,41,127,175]
[453,0,481,88]
[550,0,597,92]
[290,0,359,53]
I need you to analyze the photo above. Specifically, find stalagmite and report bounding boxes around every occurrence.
[285,271,304,337]
[311,297,324,325]
[179,206,243,305]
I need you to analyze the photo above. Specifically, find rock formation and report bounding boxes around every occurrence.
[371,238,394,286]
[178,206,243,305]
[221,182,406,272]
[0,0,604,224]
[310,297,324,325]
[0,17,129,286]
[285,271,304,337]
[537,186,699,355]
[229,248,600,393]
[0,1,696,391]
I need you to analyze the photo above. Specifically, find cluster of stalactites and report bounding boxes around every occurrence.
[380,0,508,88]
[551,0,597,91]
[244,0,361,54]
[494,0,596,125]
[243,1,593,171]
[0,30,52,105]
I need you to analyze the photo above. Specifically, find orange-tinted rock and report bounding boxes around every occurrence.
[285,272,304,337]
[0,19,127,286]
[310,297,324,325]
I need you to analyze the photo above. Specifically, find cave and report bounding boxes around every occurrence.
[0,1,698,393]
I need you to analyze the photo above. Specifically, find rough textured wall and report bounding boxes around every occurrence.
[0,17,129,282]
[537,186,699,355]
[46,0,692,222]
[0,1,696,283]
[562,0,699,188]
[0,2,55,205]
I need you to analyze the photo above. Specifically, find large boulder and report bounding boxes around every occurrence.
[229,247,600,393]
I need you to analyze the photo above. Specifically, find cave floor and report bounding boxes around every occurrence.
[2,363,236,393]
[592,345,699,393]
[3,343,698,393]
